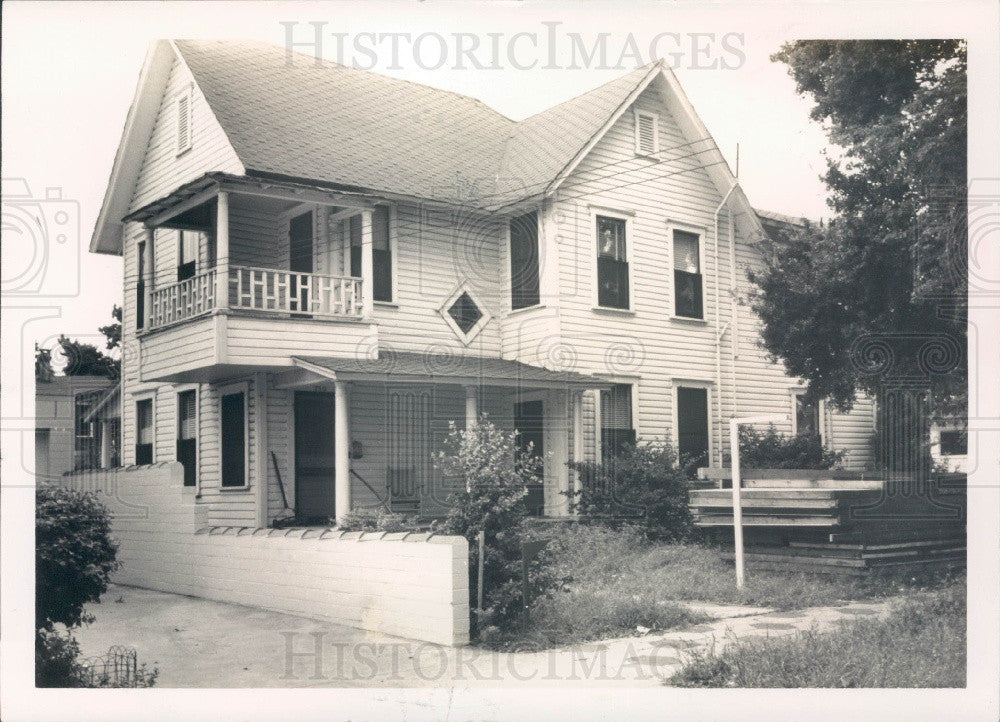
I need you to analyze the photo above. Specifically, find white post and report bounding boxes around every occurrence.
[571,390,583,514]
[334,380,351,525]
[465,385,479,428]
[215,191,230,310]
[591,389,603,466]
[142,228,154,328]
[360,210,374,318]
[729,419,745,589]
[99,420,111,469]
[730,414,786,589]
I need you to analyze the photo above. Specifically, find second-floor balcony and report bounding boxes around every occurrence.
[148,266,364,329]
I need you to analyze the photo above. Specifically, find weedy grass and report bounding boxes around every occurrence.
[666,583,966,687]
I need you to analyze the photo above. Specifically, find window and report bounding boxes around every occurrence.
[135,398,153,465]
[74,391,102,471]
[176,390,197,486]
[939,429,967,456]
[601,384,636,457]
[178,231,198,281]
[136,241,145,330]
[596,215,629,309]
[673,229,703,319]
[676,386,709,466]
[440,284,491,344]
[348,215,362,278]
[510,211,540,310]
[289,212,313,314]
[372,206,392,302]
[448,292,483,333]
[176,88,192,155]
[794,394,821,437]
[220,389,247,487]
[635,111,659,155]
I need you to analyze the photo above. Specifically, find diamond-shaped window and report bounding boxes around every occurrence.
[447,292,483,334]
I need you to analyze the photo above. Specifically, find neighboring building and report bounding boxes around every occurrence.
[35,376,120,481]
[89,40,876,527]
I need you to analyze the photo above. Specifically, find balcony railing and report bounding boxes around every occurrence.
[147,266,364,329]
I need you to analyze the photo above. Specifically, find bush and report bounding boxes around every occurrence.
[36,484,120,629]
[435,417,552,637]
[568,442,698,541]
[337,508,416,532]
[36,628,158,688]
[737,425,844,469]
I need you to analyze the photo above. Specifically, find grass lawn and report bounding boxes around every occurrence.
[494,524,963,649]
[666,583,966,687]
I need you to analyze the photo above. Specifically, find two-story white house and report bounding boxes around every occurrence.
[91,39,876,529]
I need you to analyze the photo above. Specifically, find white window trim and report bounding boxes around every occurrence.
[790,388,826,443]
[217,381,251,491]
[634,109,660,156]
[175,84,193,157]
[174,383,201,493]
[438,282,492,346]
[591,207,635,313]
[670,379,715,467]
[667,220,708,321]
[596,376,640,435]
[133,391,156,465]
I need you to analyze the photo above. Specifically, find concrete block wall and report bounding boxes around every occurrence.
[60,464,470,646]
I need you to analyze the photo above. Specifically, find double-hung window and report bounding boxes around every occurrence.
[136,241,146,330]
[596,215,629,309]
[510,211,540,310]
[135,398,153,465]
[794,394,821,438]
[601,384,636,457]
[176,389,197,486]
[372,206,392,302]
[673,229,703,319]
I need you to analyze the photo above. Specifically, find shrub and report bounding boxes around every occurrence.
[337,508,416,532]
[36,484,120,629]
[568,442,698,541]
[36,628,158,688]
[435,417,552,636]
[737,425,844,469]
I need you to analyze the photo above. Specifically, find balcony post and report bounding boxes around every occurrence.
[360,209,374,318]
[334,380,352,525]
[215,191,230,310]
[142,228,154,328]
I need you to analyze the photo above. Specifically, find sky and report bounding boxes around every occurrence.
[0,0,986,364]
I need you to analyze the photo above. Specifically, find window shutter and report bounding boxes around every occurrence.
[636,112,657,155]
[176,90,192,154]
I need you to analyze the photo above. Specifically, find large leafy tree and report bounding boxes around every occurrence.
[752,40,966,417]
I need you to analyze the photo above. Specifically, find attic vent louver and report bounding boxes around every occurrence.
[635,111,658,156]
[176,87,193,155]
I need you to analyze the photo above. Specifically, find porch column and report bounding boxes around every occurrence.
[548,390,571,517]
[590,389,603,466]
[334,380,352,525]
[571,390,584,514]
[465,385,479,428]
[142,228,154,328]
[360,210,374,318]
[215,191,230,310]
[99,419,112,469]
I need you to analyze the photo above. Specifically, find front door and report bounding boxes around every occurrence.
[514,399,545,516]
[289,212,313,314]
[677,386,709,468]
[294,391,335,522]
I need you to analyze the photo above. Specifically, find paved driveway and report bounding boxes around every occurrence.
[72,584,893,688]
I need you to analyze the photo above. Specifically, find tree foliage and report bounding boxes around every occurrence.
[36,484,120,630]
[753,41,966,415]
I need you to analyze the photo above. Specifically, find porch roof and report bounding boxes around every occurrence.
[290,352,611,390]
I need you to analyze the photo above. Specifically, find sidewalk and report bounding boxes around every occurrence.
[71,584,894,687]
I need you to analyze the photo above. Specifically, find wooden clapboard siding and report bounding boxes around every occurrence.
[129,54,242,213]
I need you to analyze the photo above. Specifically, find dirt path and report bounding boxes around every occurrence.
[71,584,895,687]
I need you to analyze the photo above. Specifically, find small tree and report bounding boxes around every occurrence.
[435,417,546,638]
[568,442,697,541]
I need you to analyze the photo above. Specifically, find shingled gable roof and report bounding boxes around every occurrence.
[92,39,763,254]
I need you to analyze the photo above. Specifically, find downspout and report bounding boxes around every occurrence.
[729,207,739,435]
[714,183,737,466]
